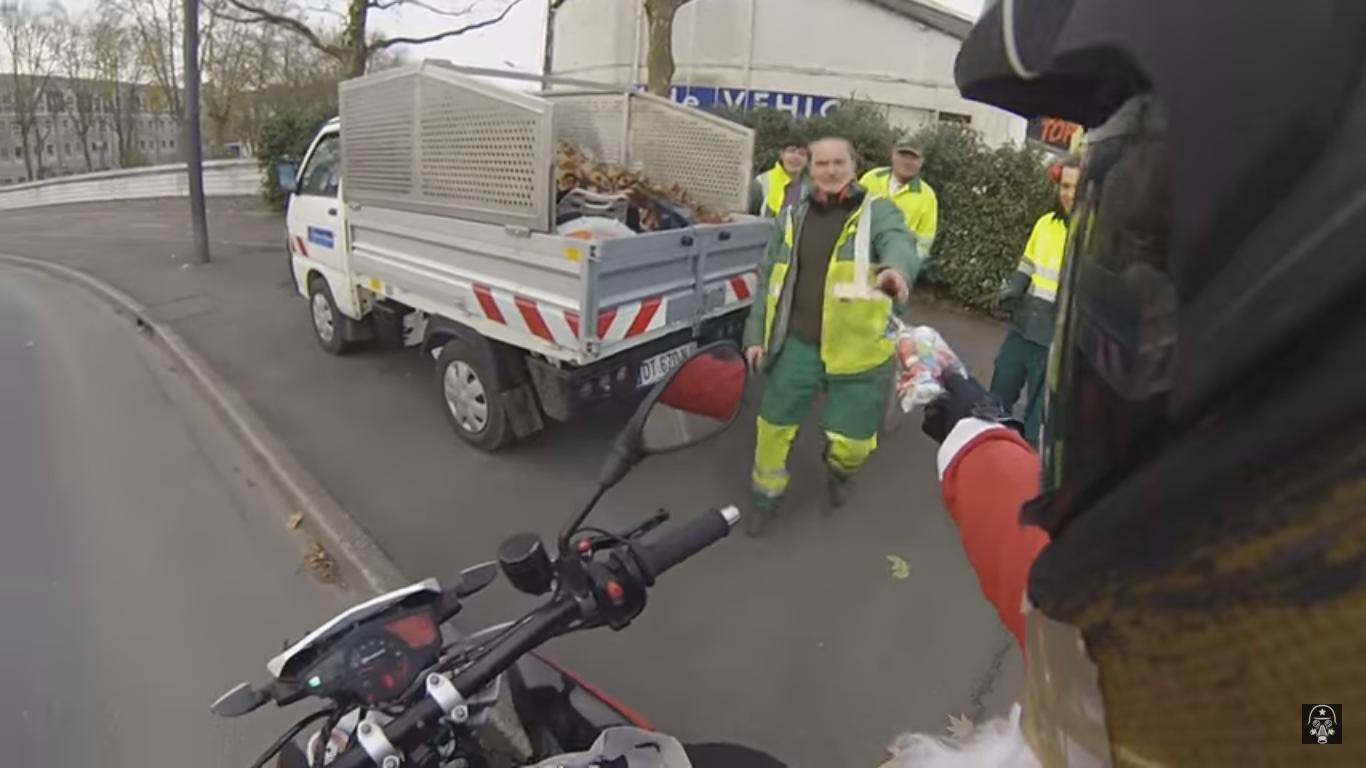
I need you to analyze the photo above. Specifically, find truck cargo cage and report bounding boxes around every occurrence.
[338,61,755,234]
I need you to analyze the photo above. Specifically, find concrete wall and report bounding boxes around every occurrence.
[0,159,258,212]
[551,0,1026,147]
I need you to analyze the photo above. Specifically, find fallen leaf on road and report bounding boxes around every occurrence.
[946,712,975,741]
[887,554,911,580]
[286,512,304,530]
[306,541,338,583]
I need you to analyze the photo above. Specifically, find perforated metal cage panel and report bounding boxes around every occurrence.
[544,90,754,213]
[543,93,627,165]
[340,64,754,231]
[625,95,753,213]
[340,63,552,230]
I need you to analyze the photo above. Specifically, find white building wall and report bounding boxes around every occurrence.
[552,0,1026,147]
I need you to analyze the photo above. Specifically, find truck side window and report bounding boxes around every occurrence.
[299,135,342,197]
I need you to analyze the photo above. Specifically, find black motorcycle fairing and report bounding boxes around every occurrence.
[507,652,642,755]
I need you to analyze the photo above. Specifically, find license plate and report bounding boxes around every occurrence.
[637,343,697,388]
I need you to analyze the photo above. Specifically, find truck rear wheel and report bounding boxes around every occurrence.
[308,276,351,355]
[436,338,513,451]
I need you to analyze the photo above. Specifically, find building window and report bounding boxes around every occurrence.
[168,139,175,149]
[64,142,71,154]
[13,147,20,158]
[938,111,972,125]
[46,144,54,155]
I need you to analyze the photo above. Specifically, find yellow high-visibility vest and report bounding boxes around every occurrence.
[858,167,938,255]
[756,163,796,218]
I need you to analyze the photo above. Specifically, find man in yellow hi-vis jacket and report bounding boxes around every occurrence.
[747,139,810,219]
[990,158,1080,443]
[859,141,939,257]
[741,137,921,536]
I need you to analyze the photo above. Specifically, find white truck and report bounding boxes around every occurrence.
[280,62,768,450]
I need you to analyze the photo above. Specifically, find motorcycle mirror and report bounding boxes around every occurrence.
[211,682,269,718]
[560,341,748,556]
[637,342,746,455]
[455,560,499,598]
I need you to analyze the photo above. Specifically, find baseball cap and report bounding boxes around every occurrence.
[894,141,923,156]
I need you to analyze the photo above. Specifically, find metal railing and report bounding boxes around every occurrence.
[0,159,258,212]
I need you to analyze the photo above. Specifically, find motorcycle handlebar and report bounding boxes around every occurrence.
[633,506,739,582]
[329,507,738,768]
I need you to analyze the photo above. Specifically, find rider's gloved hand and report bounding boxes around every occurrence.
[921,373,1022,444]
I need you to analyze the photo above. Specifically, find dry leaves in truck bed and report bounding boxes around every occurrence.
[555,142,732,231]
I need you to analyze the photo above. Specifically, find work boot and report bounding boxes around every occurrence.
[825,467,853,512]
[746,493,779,537]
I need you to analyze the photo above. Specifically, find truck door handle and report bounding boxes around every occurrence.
[718,231,731,241]
[327,208,337,216]
[680,235,695,246]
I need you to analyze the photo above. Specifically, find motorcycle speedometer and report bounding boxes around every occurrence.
[339,607,442,705]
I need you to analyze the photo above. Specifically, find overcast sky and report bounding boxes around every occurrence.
[397,0,987,77]
[51,0,986,79]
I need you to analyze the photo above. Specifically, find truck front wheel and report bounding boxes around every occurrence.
[436,339,513,451]
[308,276,351,355]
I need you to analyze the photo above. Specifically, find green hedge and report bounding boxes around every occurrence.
[715,106,1055,314]
[255,105,337,206]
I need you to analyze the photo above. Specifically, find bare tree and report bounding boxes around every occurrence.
[89,7,146,167]
[548,0,689,96]
[55,16,102,172]
[200,0,260,154]
[119,0,183,127]
[217,0,525,79]
[642,0,692,96]
[2,4,61,180]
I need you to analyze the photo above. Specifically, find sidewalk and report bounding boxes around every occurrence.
[0,197,1015,767]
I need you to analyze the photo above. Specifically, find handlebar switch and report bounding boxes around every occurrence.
[357,720,403,768]
[588,553,648,630]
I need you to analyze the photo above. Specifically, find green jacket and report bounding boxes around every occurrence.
[999,211,1069,346]
[743,185,920,376]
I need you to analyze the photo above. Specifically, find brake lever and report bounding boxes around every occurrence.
[622,509,671,540]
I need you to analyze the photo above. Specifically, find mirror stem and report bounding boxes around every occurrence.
[558,483,609,558]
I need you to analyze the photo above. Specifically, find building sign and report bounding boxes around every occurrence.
[1028,116,1083,152]
[666,85,841,118]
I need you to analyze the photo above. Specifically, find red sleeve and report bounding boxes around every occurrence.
[940,426,1049,652]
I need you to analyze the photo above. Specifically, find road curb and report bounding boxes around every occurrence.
[0,253,407,595]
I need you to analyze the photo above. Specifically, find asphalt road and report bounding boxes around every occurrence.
[0,200,1019,766]
[0,265,353,767]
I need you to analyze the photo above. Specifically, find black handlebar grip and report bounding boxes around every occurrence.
[635,506,739,581]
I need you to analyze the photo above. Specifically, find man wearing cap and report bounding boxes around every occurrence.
[859,142,939,256]
[743,137,920,536]
[748,139,810,218]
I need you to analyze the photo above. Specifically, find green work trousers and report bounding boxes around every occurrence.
[989,330,1048,443]
[751,337,891,506]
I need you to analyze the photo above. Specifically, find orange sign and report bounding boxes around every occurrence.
[1028,116,1082,152]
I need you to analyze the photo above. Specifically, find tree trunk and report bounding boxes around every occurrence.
[81,132,94,172]
[340,0,369,78]
[20,132,34,181]
[643,0,688,97]
[643,0,675,96]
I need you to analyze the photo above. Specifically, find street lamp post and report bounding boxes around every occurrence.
[183,0,210,263]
